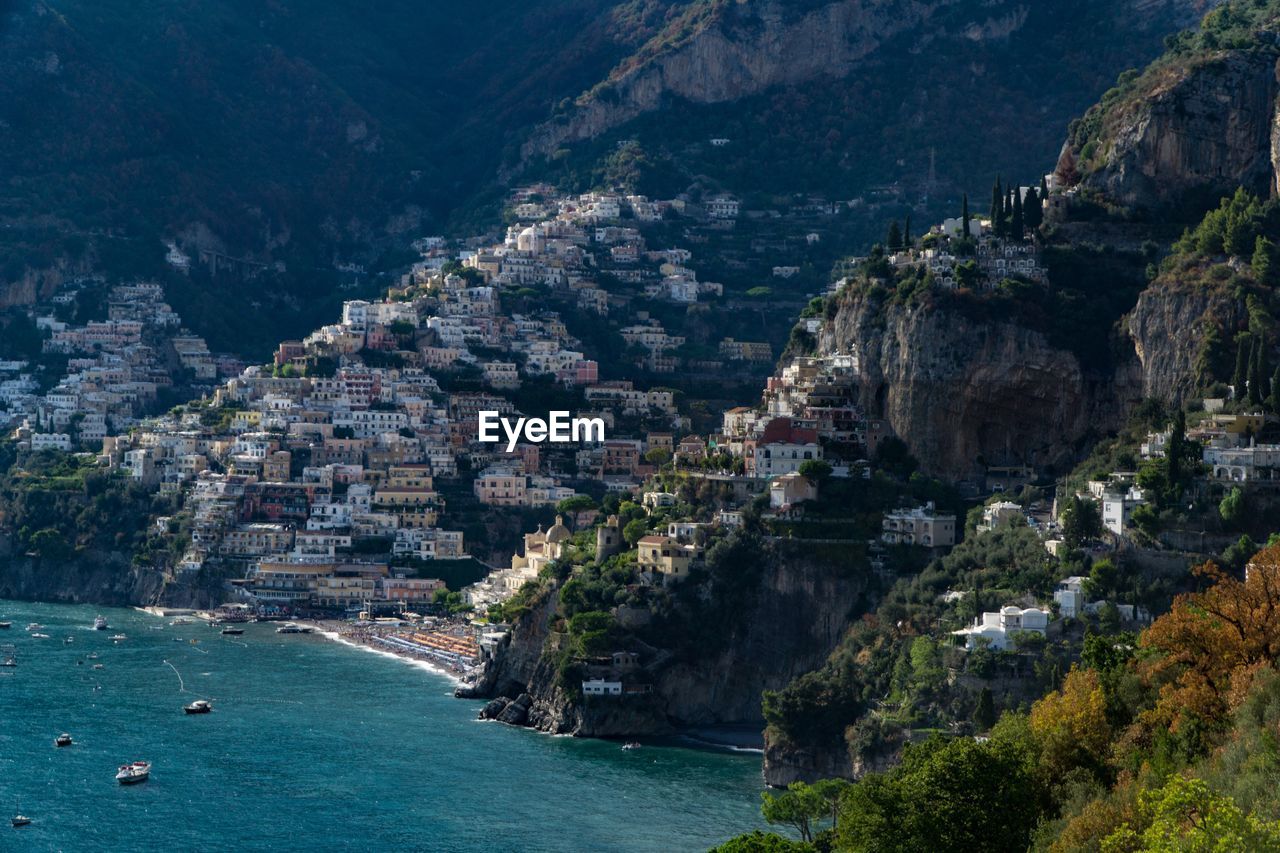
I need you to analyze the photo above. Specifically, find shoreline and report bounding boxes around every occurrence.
[313,626,468,688]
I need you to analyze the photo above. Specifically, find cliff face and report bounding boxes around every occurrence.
[817,290,1143,480]
[470,542,871,739]
[1074,50,1280,211]
[1124,276,1246,403]
[522,0,1213,167]
[522,0,962,163]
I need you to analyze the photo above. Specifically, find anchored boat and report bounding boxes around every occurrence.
[115,761,151,785]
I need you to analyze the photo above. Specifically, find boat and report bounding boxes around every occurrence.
[169,617,195,626]
[63,636,74,644]
[220,627,244,635]
[25,623,42,631]
[183,699,213,714]
[87,652,99,660]
[54,733,72,747]
[30,633,49,639]
[115,761,150,785]
[0,645,15,668]
[110,634,127,642]
[621,742,642,751]
[11,815,30,828]
[92,615,108,631]
[92,664,105,670]
[0,622,11,629]
[275,623,314,634]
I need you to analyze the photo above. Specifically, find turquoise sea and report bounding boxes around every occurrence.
[0,601,765,852]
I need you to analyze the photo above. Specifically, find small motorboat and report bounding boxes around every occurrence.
[169,617,194,626]
[30,633,49,639]
[92,664,105,670]
[25,623,42,631]
[110,634,127,642]
[183,699,213,715]
[220,627,244,635]
[621,742,642,751]
[63,636,74,644]
[11,814,31,828]
[115,760,150,784]
[55,733,73,747]
[87,652,99,660]
[0,622,11,629]
[93,615,108,631]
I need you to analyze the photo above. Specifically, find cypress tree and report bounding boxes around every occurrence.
[1272,365,1280,413]
[991,177,1004,238]
[887,220,902,251]
[1024,186,1042,231]
[1233,338,1250,399]
[1254,339,1269,406]
[903,215,912,247]
[1040,175,1050,201]
[1011,188,1024,238]
[1005,188,1015,234]
[973,686,997,731]
[962,193,971,238]
[1247,337,1263,406]
[1167,409,1186,494]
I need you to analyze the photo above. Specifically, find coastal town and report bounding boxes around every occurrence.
[3,179,1277,696]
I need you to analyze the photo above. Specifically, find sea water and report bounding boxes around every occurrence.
[0,601,765,852]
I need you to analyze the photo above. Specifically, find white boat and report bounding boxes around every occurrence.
[25,623,42,631]
[621,742,642,751]
[115,761,150,784]
[11,814,30,828]
[92,615,108,631]
[110,634,127,642]
[55,733,73,747]
[30,633,49,639]
[183,699,213,714]
[169,617,195,626]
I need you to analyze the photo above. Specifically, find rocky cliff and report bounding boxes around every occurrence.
[466,540,872,739]
[522,0,1214,167]
[815,287,1142,480]
[1064,12,1280,212]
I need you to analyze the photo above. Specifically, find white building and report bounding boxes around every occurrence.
[952,606,1050,651]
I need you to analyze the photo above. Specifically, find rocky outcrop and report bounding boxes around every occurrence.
[818,289,1142,480]
[469,541,871,739]
[1072,48,1280,211]
[1124,276,1246,403]
[523,0,1212,168]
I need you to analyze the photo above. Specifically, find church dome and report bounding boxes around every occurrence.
[546,514,571,543]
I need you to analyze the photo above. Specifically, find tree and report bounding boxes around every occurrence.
[644,447,672,466]
[1062,495,1102,546]
[1167,409,1187,494]
[708,831,814,853]
[1030,667,1114,784]
[1220,486,1245,526]
[1102,775,1280,851]
[1249,337,1264,406]
[1253,236,1278,286]
[1272,366,1280,414]
[973,686,997,730]
[761,782,829,843]
[1024,185,1043,231]
[622,518,649,547]
[1233,337,1251,399]
[556,494,596,515]
[962,193,971,238]
[991,177,1004,238]
[1011,186,1024,237]
[797,459,832,482]
[887,220,903,251]
[903,215,912,247]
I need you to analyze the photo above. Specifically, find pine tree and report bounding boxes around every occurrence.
[1233,338,1250,399]
[1024,186,1042,231]
[887,220,902,251]
[903,215,912,247]
[1253,339,1269,407]
[1271,365,1280,413]
[1011,188,1024,238]
[962,193,971,238]
[991,177,1004,238]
